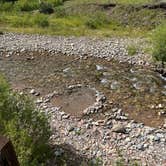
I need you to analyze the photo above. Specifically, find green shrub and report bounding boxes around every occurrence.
[152,24,166,64]
[0,2,14,11]
[48,0,65,7]
[33,14,49,27]
[15,0,39,12]
[11,15,33,27]
[55,6,66,18]
[85,18,98,29]
[0,75,52,165]
[85,12,110,29]
[39,2,54,14]
[127,45,137,56]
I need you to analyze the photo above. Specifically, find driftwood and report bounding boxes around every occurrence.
[0,136,19,166]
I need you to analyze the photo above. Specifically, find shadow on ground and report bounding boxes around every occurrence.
[49,143,101,166]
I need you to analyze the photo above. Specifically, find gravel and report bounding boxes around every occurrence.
[0,33,151,66]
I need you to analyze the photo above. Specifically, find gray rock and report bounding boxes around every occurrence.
[112,123,126,134]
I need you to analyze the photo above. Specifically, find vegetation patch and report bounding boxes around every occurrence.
[85,12,110,29]
[0,0,165,37]
[0,75,52,165]
[152,24,166,64]
[127,45,137,56]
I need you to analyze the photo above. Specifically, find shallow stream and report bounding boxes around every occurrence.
[0,51,165,127]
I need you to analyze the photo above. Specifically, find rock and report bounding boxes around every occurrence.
[119,116,128,120]
[96,94,106,102]
[5,54,11,58]
[62,114,70,119]
[83,107,95,115]
[163,119,166,128]
[35,98,43,104]
[112,123,126,134]
[156,133,164,139]
[158,104,163,109]
[96,65,104,71]
[67,126,75,132]
[149,135,160,142]
[29,89,40,96]
[34,92,40,96]
[63,67,71,73]
[26,57,34,60]
[54,148,64,157]
[85,123,91,129]
[100,78,109,84]
[154,136,160,142]
[30,89,36,94]
[136,144,144,151]
[110,81,120,90]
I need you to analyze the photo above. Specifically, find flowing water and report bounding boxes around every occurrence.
[0,51,165,127]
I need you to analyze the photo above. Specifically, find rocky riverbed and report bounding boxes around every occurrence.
[0,33,166,165]
[0,32,152,65]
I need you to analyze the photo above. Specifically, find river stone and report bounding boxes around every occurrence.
[112,124,126,134]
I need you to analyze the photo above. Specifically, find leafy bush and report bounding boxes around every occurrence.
[39,2,54,14]
[0,75,52,166]
[0,2,14,11]
[48,0,65,7]
[11,14,33,27]
[54,7,66,18]
[33,14,50,27]
[85,12,110,29]
[15,0,39,12]
[152,24,166,63]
